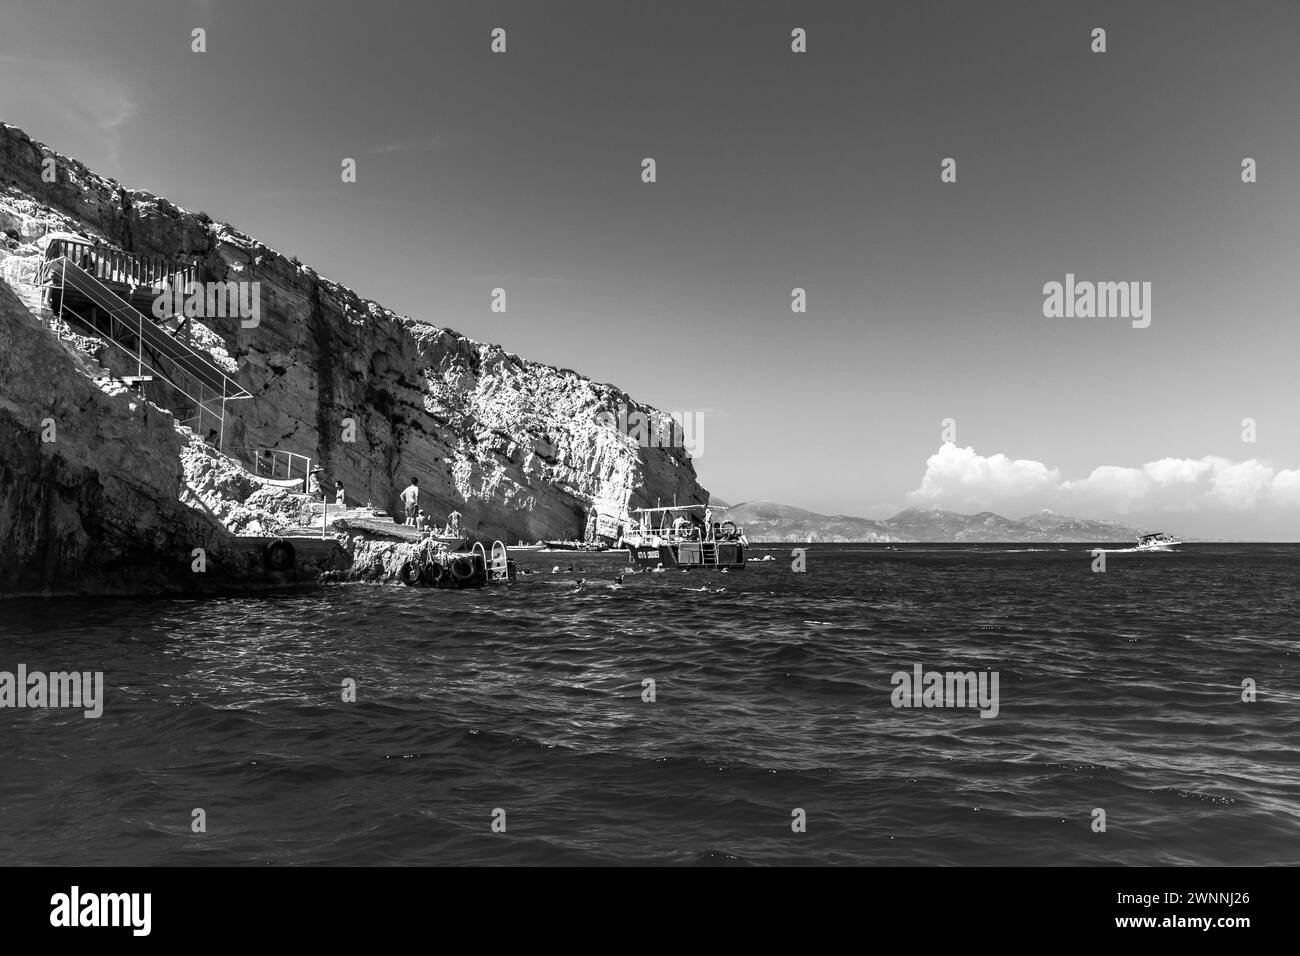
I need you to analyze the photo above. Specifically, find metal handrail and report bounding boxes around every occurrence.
[52,256,250,399]
[247,447,313,482]
[55,300,225,428]
[44,237,194,292]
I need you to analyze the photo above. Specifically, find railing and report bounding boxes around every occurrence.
[246,447,313,484]
[627,521,741,543]
[41,238,195,294]
[52,256,248,399]
[58,299,216,432]
[489,541,510,580]
[49,256,250,448]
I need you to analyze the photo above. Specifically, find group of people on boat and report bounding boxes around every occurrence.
[643,507,739,543]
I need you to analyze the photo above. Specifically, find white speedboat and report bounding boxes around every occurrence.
[1135,532,1180,551]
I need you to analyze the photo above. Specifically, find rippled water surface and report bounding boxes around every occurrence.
[2,544,1297,865]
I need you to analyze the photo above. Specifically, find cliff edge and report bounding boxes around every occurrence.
[0,122,706,568]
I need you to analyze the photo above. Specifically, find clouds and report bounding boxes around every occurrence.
[910,443,1300,515]
[1207,459,1286,509]
[1062,456,1298,511]
[909,443,1061,509]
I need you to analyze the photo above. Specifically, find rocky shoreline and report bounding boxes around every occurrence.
[0,123,704,596]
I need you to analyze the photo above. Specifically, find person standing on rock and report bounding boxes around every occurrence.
[400,477,420,525]
[335,480,346,506]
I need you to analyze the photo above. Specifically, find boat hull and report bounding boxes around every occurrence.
[543,541,619,552]
[628,541,746,570]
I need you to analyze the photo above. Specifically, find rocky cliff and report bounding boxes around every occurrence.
[0,278,288,594]
[0,122,706,547]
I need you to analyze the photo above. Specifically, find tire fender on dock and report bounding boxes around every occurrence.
[264,538,296,572]
[399,561,424,586]
[449,556,476,584]
[420,561,446,586]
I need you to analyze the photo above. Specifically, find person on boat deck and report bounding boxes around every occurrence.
[415,510,431,532]
[400,477,420,525]
[445,510,461,537]
[703,507,713,540]
[672,514,689,537]
[308,468,324,500]
[334,480,345,506]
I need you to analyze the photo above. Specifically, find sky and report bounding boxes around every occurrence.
[2,0,1299,538]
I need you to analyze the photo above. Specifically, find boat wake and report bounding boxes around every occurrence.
[1089,546,1176,554]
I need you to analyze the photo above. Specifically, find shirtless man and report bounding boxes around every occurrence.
[400,477,420,525]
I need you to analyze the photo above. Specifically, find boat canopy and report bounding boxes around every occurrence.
[628,504,722,514]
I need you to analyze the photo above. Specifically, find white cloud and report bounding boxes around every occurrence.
[909,443,1060,508]
[1272,469,1300,499]
[1208,459,1276,509]
[1142,457,1213,486]
[1061,465,1152,510]
[910,444,1300,515]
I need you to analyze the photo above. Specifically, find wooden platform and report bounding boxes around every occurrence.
[330,515,422,541]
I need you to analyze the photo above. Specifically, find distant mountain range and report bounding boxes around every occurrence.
[714,501,1147,543]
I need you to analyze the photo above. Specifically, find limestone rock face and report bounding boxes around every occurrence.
[178,435,317,536]
[332,536,437,584]
[0,122,708,544]
[0,281,232,595]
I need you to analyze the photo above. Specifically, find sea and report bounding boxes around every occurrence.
[1,543,1297,866]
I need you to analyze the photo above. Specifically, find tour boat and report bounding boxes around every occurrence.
[1135,532,1180,551]
[621,505,747,570]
